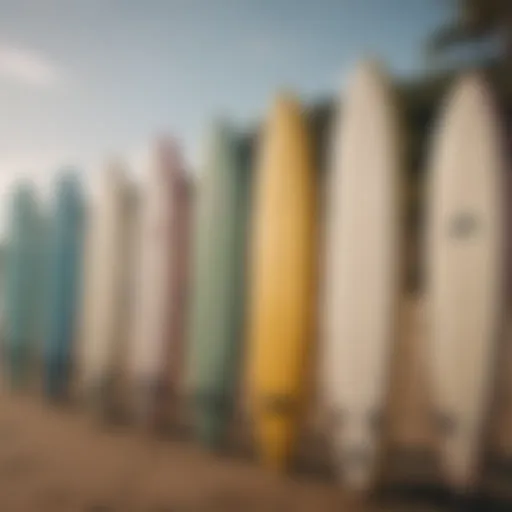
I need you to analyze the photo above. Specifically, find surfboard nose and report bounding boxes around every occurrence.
[444,71,496,133]
[454,71,488,102]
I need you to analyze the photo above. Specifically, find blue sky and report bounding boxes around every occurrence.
[0,0,449,216]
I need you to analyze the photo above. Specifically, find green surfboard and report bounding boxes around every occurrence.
[187,121,252,448]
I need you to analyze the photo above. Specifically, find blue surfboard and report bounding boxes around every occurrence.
[3,181,42,389]
[45,170,84,400]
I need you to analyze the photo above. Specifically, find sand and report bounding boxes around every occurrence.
[0,393,366,512]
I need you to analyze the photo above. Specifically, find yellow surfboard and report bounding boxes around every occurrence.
[246,93,317,471]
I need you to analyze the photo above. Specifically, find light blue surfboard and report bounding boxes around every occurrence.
[3,181,43,389]
[45,170,84,400]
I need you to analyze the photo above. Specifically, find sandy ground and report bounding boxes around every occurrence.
[0,296,510,511]
[0,393,370,512]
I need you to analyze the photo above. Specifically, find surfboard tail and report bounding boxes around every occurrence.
[254,415,297,472]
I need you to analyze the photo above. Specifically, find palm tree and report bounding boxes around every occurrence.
[428,0,512,62]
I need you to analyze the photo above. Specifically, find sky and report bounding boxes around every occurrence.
[0,0,449,233]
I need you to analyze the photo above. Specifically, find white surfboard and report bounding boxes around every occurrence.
[322,60,402,490]
[129,139,178,424]
[425,72,504,490]
[77,161,136,410]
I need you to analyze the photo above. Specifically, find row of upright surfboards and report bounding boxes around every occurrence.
[1,60,506,495]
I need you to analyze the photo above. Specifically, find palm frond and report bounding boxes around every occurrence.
[426,22,478,56]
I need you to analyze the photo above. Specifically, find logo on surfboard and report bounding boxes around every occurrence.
[448,212,480,239]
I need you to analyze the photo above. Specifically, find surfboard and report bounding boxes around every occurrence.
[45,170,85,401]
[246,93,317,470]
[187,121,251,448]
[0,243,5,383]
[4,181,43,389]
[151,138,193,430]
[129,139,181,425]
[425,72,504,491]
[77,161,136,416]
[322,61,402,490]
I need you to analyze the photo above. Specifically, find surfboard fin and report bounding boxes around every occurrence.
[261,394,297,417]
[434,411,458,437]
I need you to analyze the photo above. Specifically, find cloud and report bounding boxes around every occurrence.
[0,43,63,88]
